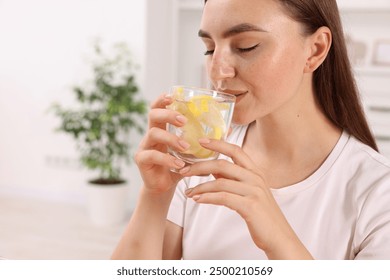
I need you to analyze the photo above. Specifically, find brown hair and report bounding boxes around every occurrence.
[204,0,378,151]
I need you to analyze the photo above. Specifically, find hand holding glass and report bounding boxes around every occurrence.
[167,86,235,168]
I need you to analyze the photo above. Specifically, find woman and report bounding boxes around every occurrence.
[112,0,390,259]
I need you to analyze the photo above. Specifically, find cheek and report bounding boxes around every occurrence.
[233,48,306,123]
[250,47,305,100]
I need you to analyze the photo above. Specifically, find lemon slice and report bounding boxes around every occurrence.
[170,93,227,159]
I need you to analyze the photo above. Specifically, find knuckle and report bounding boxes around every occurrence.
[148,126,160,137]
[215,159,227,169]
[151,94,166,109]
[147,109,155,120]
[232,144,241,155]
[219,192,229,204]
[133,150,144,165]
[215,178,228,190]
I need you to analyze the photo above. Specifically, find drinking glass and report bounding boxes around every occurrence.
[167,86,235,169]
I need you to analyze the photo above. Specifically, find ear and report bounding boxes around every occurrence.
[304,26,332,73]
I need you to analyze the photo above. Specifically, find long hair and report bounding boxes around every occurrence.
[204,0,378,151]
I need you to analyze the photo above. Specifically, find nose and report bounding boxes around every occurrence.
[208,49,236,87]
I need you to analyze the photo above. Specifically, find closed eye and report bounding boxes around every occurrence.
[238,44,259,53]
[204,43,260,56]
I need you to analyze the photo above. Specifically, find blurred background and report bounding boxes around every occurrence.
[0,0,389,259]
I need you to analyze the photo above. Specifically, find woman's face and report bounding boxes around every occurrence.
[200,0,312,124]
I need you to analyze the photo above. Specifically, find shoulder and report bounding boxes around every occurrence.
[343,136,390,259]
[324,132,390,204]
[344,134,390,177]
[338,133,390,219]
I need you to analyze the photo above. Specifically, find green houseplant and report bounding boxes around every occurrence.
[51,42,147,225]
[51,42,147,185]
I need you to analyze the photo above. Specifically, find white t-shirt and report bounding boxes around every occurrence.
[167,125,390,259]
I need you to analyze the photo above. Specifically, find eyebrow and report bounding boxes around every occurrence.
[198,23,267,39]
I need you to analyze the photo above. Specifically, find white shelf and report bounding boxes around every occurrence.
[355,66,390,76]
[178,0,203,10]
[337,0,390,11]
[179,0,390,12]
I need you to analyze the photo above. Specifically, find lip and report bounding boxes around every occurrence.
[235,91,247,98]
[217,89,248,98]
[230,91,248,101]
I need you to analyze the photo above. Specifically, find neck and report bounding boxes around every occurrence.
[243,91,342,188]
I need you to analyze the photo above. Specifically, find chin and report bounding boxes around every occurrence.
[231,114,254,126]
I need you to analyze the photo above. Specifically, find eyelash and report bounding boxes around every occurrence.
[204,44,260,56]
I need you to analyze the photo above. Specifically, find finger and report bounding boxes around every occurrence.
[198,138,256,170]
[148,108,187,129]
[141,126,190,152]
[179,159,260,184]
[135,149,186,170]
[185,178,252,197]
[191,191,245,214]
[150,93,172,109]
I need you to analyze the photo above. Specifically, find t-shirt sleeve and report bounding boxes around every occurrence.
[354,176,390,259]
[167,178,188,227]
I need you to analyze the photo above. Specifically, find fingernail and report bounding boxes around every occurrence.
[185,188,193,196]
[193,195,201,201]
[174,159,186,168]
[179,140,190,150]
[176,115,187,124]
[163,95,173,103]
[179,166,191,174]
[198,138,211,144]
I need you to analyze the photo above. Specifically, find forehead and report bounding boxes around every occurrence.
[200,0,292,35]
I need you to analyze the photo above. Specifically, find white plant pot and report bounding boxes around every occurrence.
[86,181,130,226]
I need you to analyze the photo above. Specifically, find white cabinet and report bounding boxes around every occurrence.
[173,0,204,87]
[144,0,204,99]
[356,68,390,157]
[337,0,390,11]
[146,0,390,157]
[339,1,390,157]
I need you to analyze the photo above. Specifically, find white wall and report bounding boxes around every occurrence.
[0,0,148,205]
[144,0,176,98]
